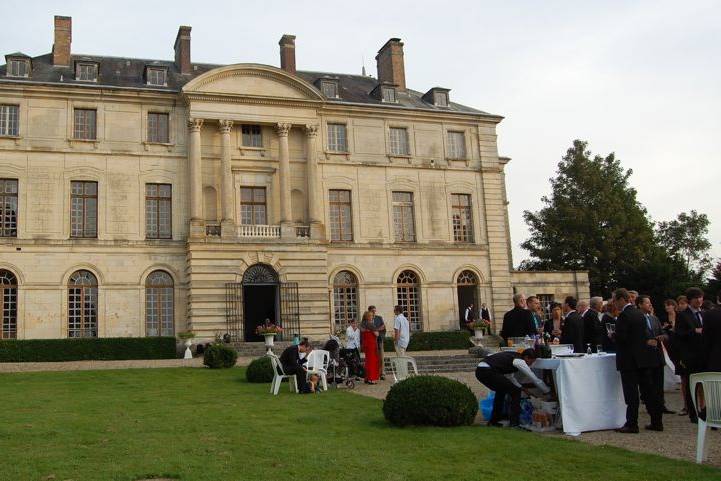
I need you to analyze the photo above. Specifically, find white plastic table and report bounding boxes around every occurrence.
[533,354,626,435]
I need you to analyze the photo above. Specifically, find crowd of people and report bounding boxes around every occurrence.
[481,286,721,432]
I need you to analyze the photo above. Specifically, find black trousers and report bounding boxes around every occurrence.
[620,367,662,428]
[475,367,522,425]
[684,364,703,421]
[284,365,310,393]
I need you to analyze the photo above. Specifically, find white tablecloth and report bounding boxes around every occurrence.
[533,354,626,435]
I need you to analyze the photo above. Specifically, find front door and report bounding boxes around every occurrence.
[243,284,278,341]
[457,285,478,330]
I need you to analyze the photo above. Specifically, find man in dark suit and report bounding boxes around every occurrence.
[703,303,721,371]
[638,294,674,414]
[500,293,536,342]
[560,296,584,353]
[279,339,313,393]
[582,297,604,352]
[613,288,664,433]
[675,287,705,422]
[481,303,491,322]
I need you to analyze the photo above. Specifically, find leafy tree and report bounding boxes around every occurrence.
[655,210,712,277]
[706,260,721,303]
[521,140,657,296]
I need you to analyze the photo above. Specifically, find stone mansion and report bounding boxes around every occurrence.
[0,16,588,342]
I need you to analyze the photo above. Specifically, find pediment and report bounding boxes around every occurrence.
[182,64,323,101]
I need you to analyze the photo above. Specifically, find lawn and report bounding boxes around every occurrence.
[0,368,718,481]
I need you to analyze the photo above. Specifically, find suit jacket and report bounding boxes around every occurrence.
[279,345,306,372]
[675,307,705,371]
[481,308,491,321]
[615,304,663,371]
[560,310,584,353]
[703,307,721,371]
[582,309,603,349]
[500,306,535,340]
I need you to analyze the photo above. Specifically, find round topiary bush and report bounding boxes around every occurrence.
[246,356,274,383]
[202,343,238,369]
[383,375,478,427]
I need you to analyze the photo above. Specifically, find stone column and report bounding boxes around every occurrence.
[219,120,235,238]
[305,124,324,239]
[276,123,293,236]
[188,118,205,238]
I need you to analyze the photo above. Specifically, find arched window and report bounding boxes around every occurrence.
[457,270,478,286]
[145,270,174,337]
[396,270,421,332]
[0,270,17,339]
[332,270,358,328]
[68,270,98,338]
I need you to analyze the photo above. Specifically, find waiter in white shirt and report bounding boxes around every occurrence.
[393,305,410,355]
[475,349,550,427]
[345,319,361,351]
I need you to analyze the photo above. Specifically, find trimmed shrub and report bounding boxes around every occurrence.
[383,375,478,427]
[0,337,176,363]
[383,331,473,352]
[203,343,238,369]
[246,356,274,383]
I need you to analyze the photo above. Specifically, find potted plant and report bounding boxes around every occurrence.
[256,321,283,353]
[469,320,491,339]
[177,330,195,359]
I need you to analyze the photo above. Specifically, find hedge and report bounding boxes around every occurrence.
[203,343,238,369]
[383,331,473,352]
[0,337,177,362]
[246,356,274,383]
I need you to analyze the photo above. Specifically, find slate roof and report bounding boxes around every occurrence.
[0,53,492,116]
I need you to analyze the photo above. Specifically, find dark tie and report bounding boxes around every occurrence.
[645,315,653,336]
[695,311,703,326]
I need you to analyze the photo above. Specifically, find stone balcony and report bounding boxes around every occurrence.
[203,223,315,241]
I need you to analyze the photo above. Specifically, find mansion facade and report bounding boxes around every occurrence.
[0,16,589,342]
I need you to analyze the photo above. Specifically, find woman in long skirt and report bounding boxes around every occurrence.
[361,310,380,384]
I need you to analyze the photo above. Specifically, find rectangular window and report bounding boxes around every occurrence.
[70,181,98,238]
[0,105,19,137]
[76,63,98,82]
[147,112,169,143]
[145,183,172,239]
[448,131,466,159]
[451,193,474,242]
[0,179,18,237]
[392,191,416,242]
[73,108,97,140]
[146,68,167,86]
[320,81,338,98]
[329,189,352,241]
[240,187,267,225]
[7,59,29,77]
[327,123,347,152]
[382,86,396,103]
[537,294,554,321]
[389,127,409,156]
[241,125,262,148]
[434,91,448,107]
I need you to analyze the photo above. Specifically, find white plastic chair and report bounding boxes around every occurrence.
[390,356,418,383]
[690,372,721,463]
[267,353,298,395]
[305,349,330,391]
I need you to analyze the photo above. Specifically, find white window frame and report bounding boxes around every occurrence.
[381,86,397,103]
[447,131,467,160]
[7,59,29,78]
[0,105,19,137]
[320,80,338,98]
[327,123,348,152]
[389,127,410,156]
[433,91,448,107]
[146,67,167,86]
[76,63,98,82]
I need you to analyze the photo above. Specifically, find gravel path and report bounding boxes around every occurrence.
[349,372,721,467]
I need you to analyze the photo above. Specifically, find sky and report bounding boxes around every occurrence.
[2,0,719,266]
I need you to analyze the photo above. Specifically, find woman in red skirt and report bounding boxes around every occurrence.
[361,310,380,384]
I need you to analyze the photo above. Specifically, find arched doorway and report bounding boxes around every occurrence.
[242,264,279,342]
[457,270,479,330]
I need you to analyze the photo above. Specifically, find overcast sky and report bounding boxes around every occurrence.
[3,0,719,266]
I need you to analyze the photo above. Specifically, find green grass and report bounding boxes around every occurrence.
[0,368,718,481]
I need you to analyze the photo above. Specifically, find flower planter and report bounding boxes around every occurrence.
[474,329,484,340]
[263,333,276,354]
[183,339,193,360]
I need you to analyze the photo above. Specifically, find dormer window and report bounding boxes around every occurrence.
[7,58,30,78]
[381,86,397,103]
[422,87,451,108]
[76,62,98,82]
[146,67,167,86]
[320,80,338,98]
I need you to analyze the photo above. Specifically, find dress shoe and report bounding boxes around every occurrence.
[645,424,663,432]
[678,408,688,416]
[615,425,639,434]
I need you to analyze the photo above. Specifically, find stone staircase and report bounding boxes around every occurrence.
[384,354,481,374]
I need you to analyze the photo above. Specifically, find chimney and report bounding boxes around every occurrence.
[279,34,296,75]
[375,38,405,90]
[174,26,192,74]
[52,15,72,67]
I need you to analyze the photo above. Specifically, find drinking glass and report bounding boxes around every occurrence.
[605,323,616,335]
[596,344,603,354]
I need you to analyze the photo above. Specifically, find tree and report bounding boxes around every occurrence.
[706,260,721,303]
[655,210,712,277]
[521,140,658,296]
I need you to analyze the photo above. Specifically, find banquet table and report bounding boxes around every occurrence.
[533,354,626,435]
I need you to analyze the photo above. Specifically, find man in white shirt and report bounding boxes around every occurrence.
[345,319,361,350]
[393,305,410,356]
[475,349,550,427]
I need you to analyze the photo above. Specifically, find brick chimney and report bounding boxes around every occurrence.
[375,38,405,90]
[279,34,296,75]
[174,26,192,74]
[52,15,72,67]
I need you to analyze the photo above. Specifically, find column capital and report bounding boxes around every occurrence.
[187,118,204,132]
[218,119,233,134]
[304,124,319,138]
[275,122,292,137]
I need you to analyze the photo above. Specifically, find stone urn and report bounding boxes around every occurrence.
[263,333,276,354]
[183,339,193,360]
[474,329,484,340]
